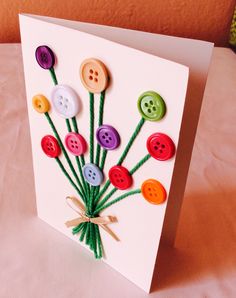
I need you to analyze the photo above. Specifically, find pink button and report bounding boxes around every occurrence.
[65,132,87,156]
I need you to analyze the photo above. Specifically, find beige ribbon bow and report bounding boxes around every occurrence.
[65,196,119,241]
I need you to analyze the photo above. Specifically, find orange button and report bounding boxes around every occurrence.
[80,58,108,93]
[141,179,167,204]
[32,94,50,113]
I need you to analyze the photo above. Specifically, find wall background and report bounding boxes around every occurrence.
[0,0,235,45]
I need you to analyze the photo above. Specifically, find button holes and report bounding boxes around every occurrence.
[70,140,74,143]
[144,103,148,107]
[89,170,92,173]
[153,106,157,111]
[148,108,152,113]
[92,177,95,180]
[88,174,91,177]
[74,141,77,144]
[47,146,50,150]
[75,146,78,149]
[119,174,122,177]
[64,105,68,109]
[95,71,98,76]
[89,69,93,74]
[106,140,109,143]
[121,179,124,182]
[94,78,98,83]
[114,174,118,177]
[38,104,42,108]
[154,193,157,197]
[89,75,93,80]
[59,95,63,100]
[154,146,158,150]
[149,193,153,196]
[105,132,108,136]
[65,98,69,102]
[59,101,63,105]
[150,100,153,105]
[159,149,163,153]
[109,137,112,141]
[161,144,165,148]
[156,142,160,145]
[71,145,75,148]
[49,142,53,146]
[102,135,106,139]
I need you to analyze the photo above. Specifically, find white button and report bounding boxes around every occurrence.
[51,85,80,118]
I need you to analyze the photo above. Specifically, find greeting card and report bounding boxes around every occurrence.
[19,14,213,292]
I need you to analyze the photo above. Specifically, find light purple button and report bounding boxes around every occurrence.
[35,45,55,69]
[96,124,120,150]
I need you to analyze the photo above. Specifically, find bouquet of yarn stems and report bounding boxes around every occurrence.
[33,46,176,259]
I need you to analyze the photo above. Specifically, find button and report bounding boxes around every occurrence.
[35,45,55,69]
[96,125,120,150]
[51,85,80,118]
[137,91,166,121]
[65,132,87,156]
[32,94,50,114]
[41,135,61,158]
[82,163,104,186]
[147,133,175,161]
[109,166,133,190]
[80,58,108,93]
[141,179,167,204]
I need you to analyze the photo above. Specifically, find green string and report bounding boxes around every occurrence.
[95,225,102,259]
[49,67,58,85]
[71,116,90,198]
[95,91,105,167]
[44,112,86,199]
[95,188,117,211]
[130,154,151,175]
[72,223,85,235]
[117,118,145,165]
[79,223,88,242]
[95,189,141,214]
[66,119,72,132]
[94,179,111,205]
[89,92,94,164]
[55,157,83,198]
[100,149,107,170]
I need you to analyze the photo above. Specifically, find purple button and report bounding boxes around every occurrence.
[96,125,120,150]
[35,45,55,69]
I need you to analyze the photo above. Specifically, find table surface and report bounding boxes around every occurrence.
[0,44,235,298]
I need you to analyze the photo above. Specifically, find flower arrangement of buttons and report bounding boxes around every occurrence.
[33,45,176,259]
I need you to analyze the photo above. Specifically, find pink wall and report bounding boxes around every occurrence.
[0,0,235,45]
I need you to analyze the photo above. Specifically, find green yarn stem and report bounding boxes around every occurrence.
[71,116,90,198]
[85,222,91,245]
[95,189,141,214]
[130,154,151,175]
[94,179,111,205]
[79,223,88,242]
[66,119,72,132]
[95,225,102,259]
[100,149,107,170]
[72,223,85,235]
[55,157,83,198]
[95,188,117,211]
[95,91,105,167]
[49,67,58,85]
[89,92,94,164]
[117,118,145,165]
[45,112,86,199]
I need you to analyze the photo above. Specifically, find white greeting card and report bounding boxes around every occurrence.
[19,14,213,292]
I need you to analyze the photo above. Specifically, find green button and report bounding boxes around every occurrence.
[137,91,166,121]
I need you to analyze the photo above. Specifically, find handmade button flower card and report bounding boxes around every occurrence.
[19,14,213,292]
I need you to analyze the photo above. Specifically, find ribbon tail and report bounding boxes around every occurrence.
[99,224,120,241]
[65,217,87,228]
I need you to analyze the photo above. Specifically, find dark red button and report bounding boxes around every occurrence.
[41,135,61,158]
[146,133,175,161]
[109,165,133,190]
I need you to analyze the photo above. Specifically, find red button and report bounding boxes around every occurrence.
[147,133,175,161]
[109,165,133,190]
[41,135,61,158]
[65,132,87,156]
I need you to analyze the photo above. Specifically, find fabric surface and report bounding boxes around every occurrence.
[0,44,235,298]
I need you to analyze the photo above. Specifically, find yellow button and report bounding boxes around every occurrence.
[141,179,167,204]
[32,94,50,113]
[80,58,108,93]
